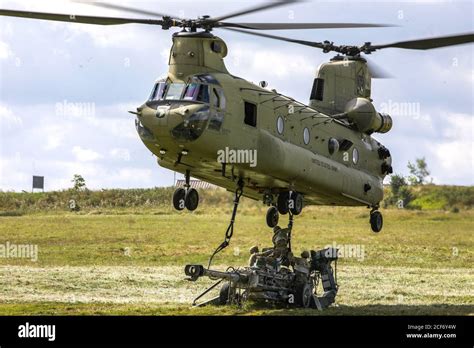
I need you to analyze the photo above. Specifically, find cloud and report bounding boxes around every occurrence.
[72,146,103,162]
[0,41,13,60]
[430,113,473,185]
[0,103,22,129]
[110,148,131,161]
[229,43,315,80]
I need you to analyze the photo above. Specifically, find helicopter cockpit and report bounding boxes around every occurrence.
[146,75,226,142]
[148,81,210,103]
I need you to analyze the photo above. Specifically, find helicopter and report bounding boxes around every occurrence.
[1,1,473,235]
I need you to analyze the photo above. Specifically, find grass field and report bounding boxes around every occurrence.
[0,195,472,315]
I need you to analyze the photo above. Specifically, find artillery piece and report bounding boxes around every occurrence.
[185,226,339,309]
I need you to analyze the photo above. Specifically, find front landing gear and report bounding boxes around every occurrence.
[370,209,383,233]
[172,170,199,211]
[265,191,303,228]
[266,206,279,228]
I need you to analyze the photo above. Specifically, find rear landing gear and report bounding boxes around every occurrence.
[172,170,199,211]
[370,209,383,233]
[172,188,186,210]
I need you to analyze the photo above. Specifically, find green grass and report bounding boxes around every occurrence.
[0,200,472,315]
[0,207,472,268]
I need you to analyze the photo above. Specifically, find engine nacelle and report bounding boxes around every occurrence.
[344,98,392,134]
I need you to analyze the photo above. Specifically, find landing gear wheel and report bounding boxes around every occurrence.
[295,283,312,308]
[289,192,303,215]
[370,210,383,233]
[184,188,199,211]
[172,188,186,211]
[277,192,289,215]
[266,206,279,228]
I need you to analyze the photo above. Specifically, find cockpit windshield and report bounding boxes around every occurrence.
[149,82,210,103]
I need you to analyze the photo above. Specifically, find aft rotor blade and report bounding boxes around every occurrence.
[366,57,393,79]
[0,9,164,25]
[370,33,474,51]
[219,22,395,30]
[74,1,178,19]
[209,0,299,23]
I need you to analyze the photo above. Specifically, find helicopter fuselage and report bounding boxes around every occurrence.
[136,31,392,207]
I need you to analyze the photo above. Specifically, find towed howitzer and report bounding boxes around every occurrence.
[185,247,339,309]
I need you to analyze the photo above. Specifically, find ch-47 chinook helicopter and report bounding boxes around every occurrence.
[1,1,473,234]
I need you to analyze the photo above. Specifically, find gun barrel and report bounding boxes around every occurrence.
[185,264,248,283]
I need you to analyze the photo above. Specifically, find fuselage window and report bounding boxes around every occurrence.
[244,101,257,127]
[277,116,284,134]
[328,138,339,155]
[303,127,310,145]
[352,147,359,164]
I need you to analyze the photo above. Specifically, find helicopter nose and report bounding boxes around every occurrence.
[138,103,207,141]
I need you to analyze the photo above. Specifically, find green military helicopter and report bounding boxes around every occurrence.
[1,1,473,234]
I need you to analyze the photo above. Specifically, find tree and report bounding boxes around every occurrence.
[407,157,431,185]
[390,174,407,196]
[71,174,86,191]
[388,174,412,208]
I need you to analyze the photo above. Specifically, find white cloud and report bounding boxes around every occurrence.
[110,168,152,183]
[72,146,102,162]
[229,43,315,79]
[430,113,474,185]
[0,104,22,129]
[0,41,13,60]
[110,148,131,161]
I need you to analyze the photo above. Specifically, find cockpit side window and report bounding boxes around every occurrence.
[211,87,226,109]
[183,83,200,100]
[212,88,220,108]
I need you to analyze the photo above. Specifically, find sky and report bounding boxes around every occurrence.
[0,0,472,191]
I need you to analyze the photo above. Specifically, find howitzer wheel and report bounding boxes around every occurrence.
[218,282,231,305]
[295,283,312,308]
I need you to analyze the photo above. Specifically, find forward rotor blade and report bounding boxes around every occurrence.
[209,0,299,22]
[222,27,325,49]
[0,9,164,25]
[370,33,474,51]
[74,1,178,19]
[219,22,395,30]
